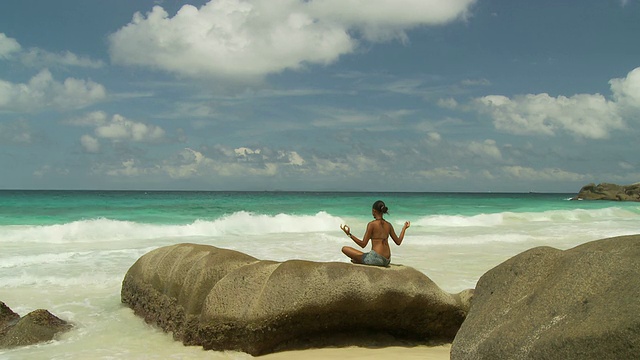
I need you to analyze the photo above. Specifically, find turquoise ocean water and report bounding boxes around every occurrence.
[1,191,639,359]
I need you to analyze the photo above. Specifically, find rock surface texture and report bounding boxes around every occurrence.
[573,182,640,201]
[450,234,640,360]
[121,243,470,356]
[0,302,72,348]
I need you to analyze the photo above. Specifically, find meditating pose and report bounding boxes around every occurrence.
[340,200,410,267]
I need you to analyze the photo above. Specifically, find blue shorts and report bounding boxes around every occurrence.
[362,250,391,267]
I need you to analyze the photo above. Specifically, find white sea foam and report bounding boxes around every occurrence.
[408,233,536,246]
[414,207,638,228]
[0,211,343,244]
[416,213,504,227]
[0,251,90,269]
[1,207,636,246]
[0,271,119,288]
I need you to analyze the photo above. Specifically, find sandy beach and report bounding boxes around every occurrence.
[3,191,639,359]
[261,344,451,360]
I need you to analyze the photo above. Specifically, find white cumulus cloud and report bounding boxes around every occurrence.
[475,93,622,139]
[0,33,21,59]
[102,145,307,179]
[418,166,469,179]
[467,139,502,160]
[470,67,640,139]
[108,0,475,79]
[235,147,263,158]
[80,134,100,153]
[0,69,106,112]
[308,0,475,41]
[427,132,442,142]
[501,166,585,181]
[0,32,103,68]
[94,114,165,142]
[159,147,280,178]
[279,150,305,166]
[106,159,152,177]
[20,48,105,69]
[610,67,640,107]
[66,111,110,127]
[109,1,354,79]
[69,112,166,151]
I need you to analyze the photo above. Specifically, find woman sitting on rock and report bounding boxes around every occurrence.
[340,200,410,267]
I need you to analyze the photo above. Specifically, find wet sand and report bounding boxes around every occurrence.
[260,344,451,359]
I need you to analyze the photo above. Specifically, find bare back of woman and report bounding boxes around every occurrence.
[368,219,392,259]
[340,200,410,267]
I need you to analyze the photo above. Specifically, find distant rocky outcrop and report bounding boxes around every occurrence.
[121,243,471,356]
[450,234,640,360]
[572,182,640,201]
[0,302,72,348]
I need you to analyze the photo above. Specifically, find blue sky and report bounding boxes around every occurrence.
[1,0,638,192]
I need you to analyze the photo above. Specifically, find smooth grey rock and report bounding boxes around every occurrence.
[122,243,470,355]
[451,234,640,360]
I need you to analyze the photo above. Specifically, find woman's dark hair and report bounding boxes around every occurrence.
[372,200,388,214]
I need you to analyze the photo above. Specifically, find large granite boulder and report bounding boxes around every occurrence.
[0,303,72,348]
[451,234,640,360]
[572,182,640,201]
[121,243,470,356]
